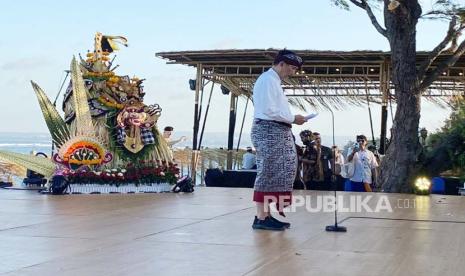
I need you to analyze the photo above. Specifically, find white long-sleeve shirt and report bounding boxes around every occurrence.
[253,68,294,124]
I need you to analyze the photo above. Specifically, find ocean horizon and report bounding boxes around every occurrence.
[0,131,355,156]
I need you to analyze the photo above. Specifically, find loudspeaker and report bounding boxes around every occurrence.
[221,85,230,95]
[189,79,196,91]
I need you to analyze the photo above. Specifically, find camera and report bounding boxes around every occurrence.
[303,139,315,147]
[300,130,314,147]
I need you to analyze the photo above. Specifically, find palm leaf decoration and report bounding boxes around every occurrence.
[70,56,94,136]
[31,81,70,147]
[0,150,55,178]
[0,160,27,177]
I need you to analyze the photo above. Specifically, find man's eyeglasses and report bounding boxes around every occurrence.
[357,139,366,142]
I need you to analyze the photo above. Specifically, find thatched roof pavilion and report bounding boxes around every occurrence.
[156,49,465,178]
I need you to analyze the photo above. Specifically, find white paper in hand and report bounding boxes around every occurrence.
[304,113,318,121]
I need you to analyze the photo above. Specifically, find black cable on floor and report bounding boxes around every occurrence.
[338,216,465,224]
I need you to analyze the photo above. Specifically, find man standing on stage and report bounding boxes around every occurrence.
[251,49,307,231]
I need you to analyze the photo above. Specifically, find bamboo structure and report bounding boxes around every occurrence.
[173,148,245,183]
[227,93,237,170]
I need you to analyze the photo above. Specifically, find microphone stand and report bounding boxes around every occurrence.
[325,107,347,232]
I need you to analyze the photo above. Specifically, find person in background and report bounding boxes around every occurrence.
[299,130,313,187]
[332,145,345,191]
[242,147,257,169]
[367,144,382,190]
[347,134,378,192]
[293,134,305,190]
[302,132,332,190]
[163,126,187,149]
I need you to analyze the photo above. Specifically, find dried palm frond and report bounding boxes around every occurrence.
[172,148,247,171]
[70,56,94,136]
[0,160,27,177]
[31,81,70,147]
[209,75,391,112]
[53,57,111,165]
[0,151,55,178]
[173,148,191,164]
[153,128,174,161]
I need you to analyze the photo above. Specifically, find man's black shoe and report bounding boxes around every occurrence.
[269,216,291,228]
[252,216,285,231]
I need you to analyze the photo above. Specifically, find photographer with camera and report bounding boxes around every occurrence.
[301,132,333,190]
[347,134,378,192]
[299,130,312,185]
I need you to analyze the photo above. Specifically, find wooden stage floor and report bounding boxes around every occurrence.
[1,187,465,276]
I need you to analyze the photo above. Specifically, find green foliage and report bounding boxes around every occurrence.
[417,0,465,21]
[331,0,465,21]
[331,0,350,10]
[420,99,465,177]
[86,76,109,82]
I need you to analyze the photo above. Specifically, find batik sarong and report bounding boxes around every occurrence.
[251,119,297,210]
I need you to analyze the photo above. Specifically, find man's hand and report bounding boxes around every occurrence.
[348,148,358,162]
[293,115,307,125]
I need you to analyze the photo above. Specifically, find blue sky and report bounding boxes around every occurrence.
[0,0,453,141]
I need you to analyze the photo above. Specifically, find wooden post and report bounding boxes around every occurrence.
[379,60,389,155]
[226,93,237,170]
[191,64,202,184]
[200,155,205,186]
